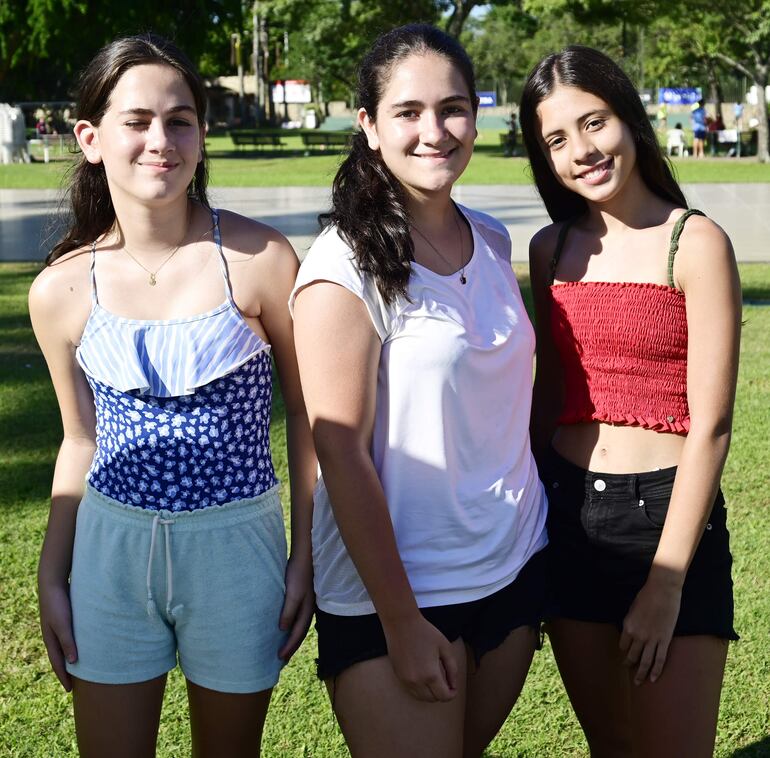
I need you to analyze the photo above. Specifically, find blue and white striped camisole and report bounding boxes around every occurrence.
[78,210,278,512]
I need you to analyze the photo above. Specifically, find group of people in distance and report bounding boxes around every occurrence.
[30,24,740,758]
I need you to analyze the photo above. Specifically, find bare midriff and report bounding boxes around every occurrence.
[552,421,686,474]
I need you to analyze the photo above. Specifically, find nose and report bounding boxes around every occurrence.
[420,110,447,145]
[147,119,175,155]
[570,132,597,164]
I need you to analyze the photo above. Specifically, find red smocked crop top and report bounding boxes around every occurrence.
[548,209,704,435]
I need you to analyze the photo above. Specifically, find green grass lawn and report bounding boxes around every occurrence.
[2,131,769,189]
[1,262,768,756]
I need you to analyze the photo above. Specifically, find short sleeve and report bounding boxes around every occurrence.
[289,226,397,342]
[459,204,512,265]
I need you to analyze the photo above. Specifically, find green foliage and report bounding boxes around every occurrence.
[521,0,770,160]
[0,0,246,100]
[263,0,441,102]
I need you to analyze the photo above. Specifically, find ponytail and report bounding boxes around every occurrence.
[320,132,413,305]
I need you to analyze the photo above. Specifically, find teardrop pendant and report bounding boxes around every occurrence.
[460,274,467,285]
[149,273,157,286]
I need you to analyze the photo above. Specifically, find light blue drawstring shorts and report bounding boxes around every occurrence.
[66,483,288,693]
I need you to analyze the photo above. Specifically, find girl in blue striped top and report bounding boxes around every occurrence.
[28,34,316,756]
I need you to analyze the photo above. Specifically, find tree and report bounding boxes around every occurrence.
[692,0,770,162]
[523,0,770,161]
[263,0,440,108]
[463,4,620,103]
[0,0,246,101]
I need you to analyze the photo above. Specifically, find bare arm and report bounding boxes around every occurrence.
[293,281,458,702]
[253,236,318,661]
[620,217,741,683]
[529,225,564,463]
[29,267,96,691]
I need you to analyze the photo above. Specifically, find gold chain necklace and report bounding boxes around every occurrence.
[122,243,182,286]
[412,211,467,285]
[121,204,189,286]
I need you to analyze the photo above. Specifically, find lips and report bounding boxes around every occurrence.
[413,148,455,159]
[139,161,178,170]
[576,157,613,185]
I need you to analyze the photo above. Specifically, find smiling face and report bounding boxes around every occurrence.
[536,84,639,207]
[76,63,204,207]
[359,52,477,201]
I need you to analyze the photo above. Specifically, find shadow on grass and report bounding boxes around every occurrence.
[0,265,42,285]
[0,459,55,508]
[731,736,770,757]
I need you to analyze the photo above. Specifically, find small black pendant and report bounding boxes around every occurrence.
[460,274,467,285]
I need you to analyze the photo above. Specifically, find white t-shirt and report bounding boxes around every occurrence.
[290,205,547,615]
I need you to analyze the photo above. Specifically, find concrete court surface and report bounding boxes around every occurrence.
[1,183,769,263]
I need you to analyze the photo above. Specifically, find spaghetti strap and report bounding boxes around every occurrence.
[89,242,98,306]
[549,218,578,284]
[667,208,705,288]
[211,209,236,304]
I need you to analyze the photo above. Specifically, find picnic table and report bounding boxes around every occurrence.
[300,131,351,151]
[714,129,757,157]
[229,130,286,150]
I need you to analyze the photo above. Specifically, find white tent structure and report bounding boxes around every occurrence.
[0,104,30,164]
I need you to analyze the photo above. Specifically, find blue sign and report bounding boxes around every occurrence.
[477,91,497,108]
[658,87,702,105]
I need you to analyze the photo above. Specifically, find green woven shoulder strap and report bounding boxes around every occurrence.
[667,209,706,288]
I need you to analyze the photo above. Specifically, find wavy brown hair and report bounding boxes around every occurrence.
[47,34,209,264]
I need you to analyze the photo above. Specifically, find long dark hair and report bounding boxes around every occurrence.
[48,34,209,264]
[519,45,686,222]
[321,24,477,305]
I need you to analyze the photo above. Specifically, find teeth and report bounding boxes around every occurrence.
[583,165,607,179]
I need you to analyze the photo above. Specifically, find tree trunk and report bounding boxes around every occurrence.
[706,59,724,123]
[755,74,769,163]
[446,1,478,38]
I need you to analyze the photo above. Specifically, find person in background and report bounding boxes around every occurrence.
[691,99,707,158]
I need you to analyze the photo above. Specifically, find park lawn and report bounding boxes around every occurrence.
[1,262,768,756]
[1,129,769,189]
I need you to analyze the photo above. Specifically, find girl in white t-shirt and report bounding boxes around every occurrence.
[291,24,547,758]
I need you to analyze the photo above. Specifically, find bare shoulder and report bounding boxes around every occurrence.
[29,246,93,322]
[529,222,562,258]
[529,222,562,281]
[675,213,736,288]
[216,209,296,260]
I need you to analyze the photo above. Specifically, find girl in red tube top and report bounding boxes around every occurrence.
[520,46,740,758]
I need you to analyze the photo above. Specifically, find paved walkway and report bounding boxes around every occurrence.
[2,184,768,262]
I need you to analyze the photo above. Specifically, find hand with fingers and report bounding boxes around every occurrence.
[383,613,459,703]
[619,579,682,686]
[39,581,77,691]
[278,552,315,662]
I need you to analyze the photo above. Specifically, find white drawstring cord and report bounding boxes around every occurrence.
[146,514,178,618]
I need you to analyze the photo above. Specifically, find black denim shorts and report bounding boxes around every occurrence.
[541,447,738,640]
[314,548,548,681]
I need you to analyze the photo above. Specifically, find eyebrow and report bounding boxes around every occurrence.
[388,94,471,110]
[117,105,197,116]
[542,108,611,139]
